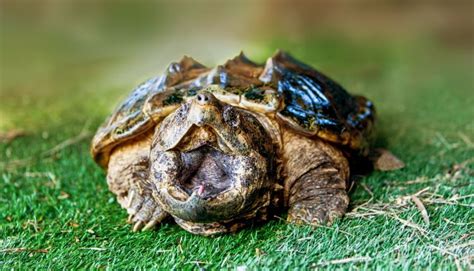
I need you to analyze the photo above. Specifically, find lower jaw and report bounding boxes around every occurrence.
[155,186,246,223]
[174,216,251,236]
[167,190,272,236]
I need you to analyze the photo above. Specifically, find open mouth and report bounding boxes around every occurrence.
[151,140,267,222]
[178,145,237,199]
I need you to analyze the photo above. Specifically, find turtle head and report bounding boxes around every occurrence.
[149,90,275,230]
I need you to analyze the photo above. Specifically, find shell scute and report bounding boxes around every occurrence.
[261,51,374,151]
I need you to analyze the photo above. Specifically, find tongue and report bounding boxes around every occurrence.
[197,184,205,196]
[180,147,232,197]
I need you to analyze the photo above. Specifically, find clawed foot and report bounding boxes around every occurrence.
[118,187,167,231]
[287,190,349,226]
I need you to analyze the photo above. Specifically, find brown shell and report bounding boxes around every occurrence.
[91,51,375,167]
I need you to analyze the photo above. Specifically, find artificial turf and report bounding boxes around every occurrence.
[1,17,473,270]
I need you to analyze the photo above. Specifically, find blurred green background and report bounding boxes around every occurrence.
[1,0,472,131]
[1,0,473,269]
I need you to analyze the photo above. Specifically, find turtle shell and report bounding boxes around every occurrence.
[91,51,375,167]
[91,56,209,167]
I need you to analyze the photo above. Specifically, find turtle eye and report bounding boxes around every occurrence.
[223,106,240,127]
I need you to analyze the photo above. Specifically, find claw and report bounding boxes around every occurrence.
[132,221,144,232]
[127,214,133,224]
[142,219,159,231]
[126,190,136,208]
[197,184,205,196]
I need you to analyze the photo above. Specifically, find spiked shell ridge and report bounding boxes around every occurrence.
[91,51,375,167]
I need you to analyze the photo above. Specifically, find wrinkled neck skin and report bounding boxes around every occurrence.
[149,93,279,235]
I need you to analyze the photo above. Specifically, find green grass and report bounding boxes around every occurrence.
[1,15,473,270]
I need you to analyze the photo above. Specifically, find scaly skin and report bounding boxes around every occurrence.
[107,132,169,231]
[281,129,350,225]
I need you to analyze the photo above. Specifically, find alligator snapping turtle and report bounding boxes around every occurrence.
[91,51,375,235]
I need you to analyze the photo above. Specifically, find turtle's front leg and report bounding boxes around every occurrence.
[286,166,349,225]
[121,182,168,231]
[107,138,169,231]
[282,130,350,226]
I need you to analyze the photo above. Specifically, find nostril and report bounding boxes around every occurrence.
[196,93,209,104]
